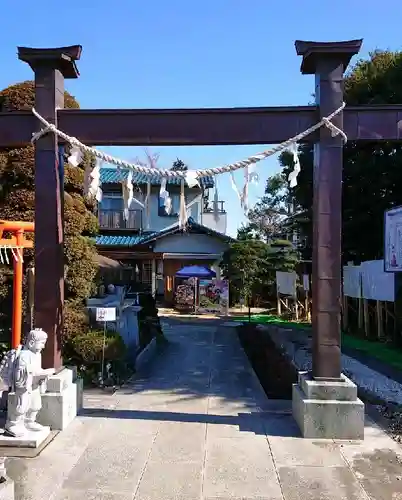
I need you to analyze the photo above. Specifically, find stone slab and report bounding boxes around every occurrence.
[278,465,368,500]
[64,433,154,493]
[0,426,50,448]
[0,477,14,500]
[135,461,202,500]
[203,437,282,499]
[299,371,358,401]
[269,436,345,467]
[54,490,132,500]
[39,382,77,430]
[292,383,365,439]
[149,422,205,462]
[47,367,74,393]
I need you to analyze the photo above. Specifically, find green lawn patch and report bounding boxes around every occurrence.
[341,334,402,372]
[234,313,402,372]
[232,313,309,329]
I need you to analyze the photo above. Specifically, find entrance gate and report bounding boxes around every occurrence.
[1,39,401,436]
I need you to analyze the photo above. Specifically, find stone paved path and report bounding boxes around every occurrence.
[6,318,402,499]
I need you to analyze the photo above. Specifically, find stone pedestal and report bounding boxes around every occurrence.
[0,477,15,500]
[37,367,78,430]
[292,371,364,440]
[0,426,50,448]
[6,367,80,434]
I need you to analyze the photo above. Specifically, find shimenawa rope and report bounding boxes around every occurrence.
[31,103,347,180]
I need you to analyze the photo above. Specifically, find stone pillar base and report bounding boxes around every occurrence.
[38,367,78,431]
[292,371,365,440]
[0,477,15,500]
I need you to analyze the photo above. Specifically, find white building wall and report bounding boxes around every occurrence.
[200,212,227,234]
[100,187,227,235]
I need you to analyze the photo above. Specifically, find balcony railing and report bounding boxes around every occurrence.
[203,200,226,213]
[98,209,142,230]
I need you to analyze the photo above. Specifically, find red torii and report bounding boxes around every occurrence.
[0,220,34,348]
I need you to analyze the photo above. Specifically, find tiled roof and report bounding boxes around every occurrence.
[95,218,233,247]
[95,234,150,246]
[100,167,214,189]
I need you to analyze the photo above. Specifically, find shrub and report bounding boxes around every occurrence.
[0,80,99,342]
[69,330,125,363]
[64,329,131,386]
[63,301,89,341]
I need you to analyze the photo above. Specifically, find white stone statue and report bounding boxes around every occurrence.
[0,328,55,437]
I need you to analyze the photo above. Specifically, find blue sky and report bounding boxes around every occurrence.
[1,0,401,236]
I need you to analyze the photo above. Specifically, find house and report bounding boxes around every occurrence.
[95,167,232,304]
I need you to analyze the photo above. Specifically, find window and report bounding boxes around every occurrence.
[99,195,123,211]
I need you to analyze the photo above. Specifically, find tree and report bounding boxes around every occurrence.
[220,238,299,309]
[0,81,99,341]
[134,149,160,170]
[237,224,261,241]
[278,50,402,263]
[241,172,295,243]
[171,158,188,171]
[267,239,300,274]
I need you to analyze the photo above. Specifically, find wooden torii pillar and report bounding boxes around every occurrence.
[1,40,401,437]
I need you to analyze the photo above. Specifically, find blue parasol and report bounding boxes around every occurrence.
[175,265,216,279]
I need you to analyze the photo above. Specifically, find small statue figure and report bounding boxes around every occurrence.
[0,328,55,437]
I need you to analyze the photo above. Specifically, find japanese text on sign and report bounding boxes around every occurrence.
[96,307,116,322]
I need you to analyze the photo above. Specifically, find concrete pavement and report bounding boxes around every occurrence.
[5,318,402,499]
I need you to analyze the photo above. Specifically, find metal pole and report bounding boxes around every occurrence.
[101,320,107,385]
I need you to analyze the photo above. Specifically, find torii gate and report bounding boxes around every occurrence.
[0,40,401,438]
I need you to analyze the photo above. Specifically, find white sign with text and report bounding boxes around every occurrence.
[96,307,116,322]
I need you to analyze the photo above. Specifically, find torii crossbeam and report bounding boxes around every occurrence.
[1,39,401,439]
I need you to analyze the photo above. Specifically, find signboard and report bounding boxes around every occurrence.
[174,278,195,310]
[302,274,310,292]
[384,206,402,272]
[361,260,395,302]
[276,271,297,297]
[198,279,229,315]
[96,307,116,322]
[343,265,362,298]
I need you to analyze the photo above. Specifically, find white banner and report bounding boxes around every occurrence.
[302,274,310,292]
[276,271,297,297]
[385,206,402,272]
[343,265,362,298]
[361,260,395,302]
[96,307,116,322]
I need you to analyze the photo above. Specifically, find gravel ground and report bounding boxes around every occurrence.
[261,324,402,441]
